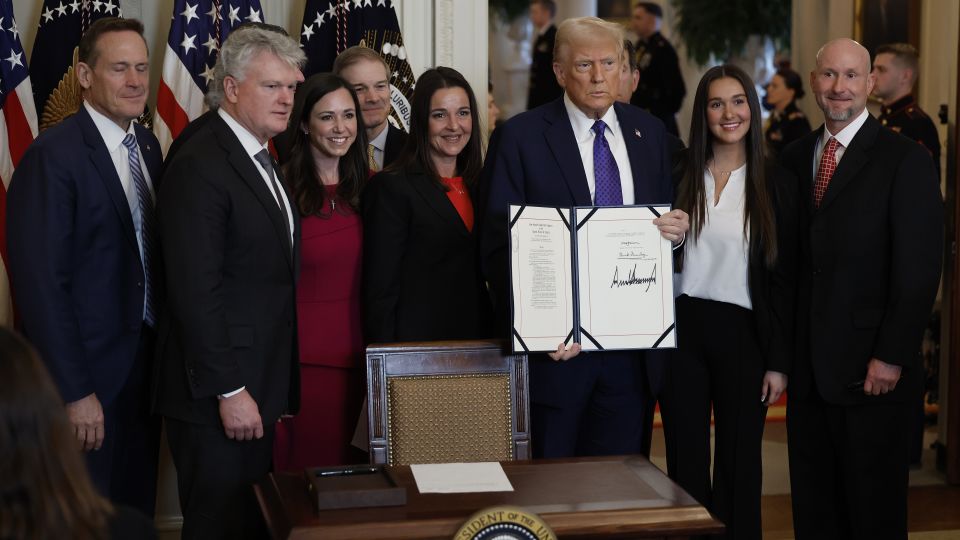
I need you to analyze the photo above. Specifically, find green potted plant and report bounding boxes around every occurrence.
[671,0,791,64]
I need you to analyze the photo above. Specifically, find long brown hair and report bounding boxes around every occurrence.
[0,328,114,540]
[676,64,777,268]
[282,74,369,217]
[387,67,484,189]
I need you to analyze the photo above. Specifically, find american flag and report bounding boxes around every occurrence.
[154,0,265,155]
[299,0,415,131]
[0,0,38,326]
[30,0,115,129]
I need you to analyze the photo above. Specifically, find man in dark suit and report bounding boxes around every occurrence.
[526,0,562,109]
[154,27,305,539]
[333,45,407,172]
[480,17,688,459]
[7,18,161,517]
[629,2,686,136]
[780,38,942,540]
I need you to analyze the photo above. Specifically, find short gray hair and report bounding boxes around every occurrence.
[205,26,306,109]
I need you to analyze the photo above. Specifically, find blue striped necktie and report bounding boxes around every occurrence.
[121,133,157,327]
[592,120,623,206]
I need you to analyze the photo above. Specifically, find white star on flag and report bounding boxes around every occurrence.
[201,64,216,84]
[55,2,67,16]
[203,34,218,53]
[245,8,262,22]
[313,11,325,27]
[206,4,220,22]
[228,5,241,24]
[302,23,314,40]
[103,1,117,14]
[180,33,197,54]
[5,49,23,69]
[7,20,17,41]
[41,7,53,23]
[91,1,102,12]
[181,3,199,24]
[70,0,80,13]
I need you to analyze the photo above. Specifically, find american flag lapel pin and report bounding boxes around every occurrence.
[634,129,642,138]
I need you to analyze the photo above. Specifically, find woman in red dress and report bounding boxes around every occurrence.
[273,74,370,470]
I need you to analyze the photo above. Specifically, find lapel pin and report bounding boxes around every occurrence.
[634,129,642,138]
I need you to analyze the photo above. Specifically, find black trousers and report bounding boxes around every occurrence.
[85,326,160,517]
[787,389,910,540]
[166,417,275,540]
[661,296,766,540]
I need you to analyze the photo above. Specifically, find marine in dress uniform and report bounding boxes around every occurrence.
[879,95,941,177]
[631,31,685,136]
[765,102,811,158]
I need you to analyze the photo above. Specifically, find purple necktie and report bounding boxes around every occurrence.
[592,120,622,206]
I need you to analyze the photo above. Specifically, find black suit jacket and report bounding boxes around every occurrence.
[780,114,942,404]
[7,106,162,405]
[153,113,301,426]
[382,124,408,169]
[673,153,798,375]
[362,166,491,343]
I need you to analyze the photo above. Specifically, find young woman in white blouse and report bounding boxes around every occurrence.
[663,64,797,540]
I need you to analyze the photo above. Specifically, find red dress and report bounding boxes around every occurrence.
[274,185,365,470]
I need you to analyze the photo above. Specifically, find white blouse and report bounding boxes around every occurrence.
[675,165,752,310]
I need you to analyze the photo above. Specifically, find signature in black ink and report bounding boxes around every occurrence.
[610,263,657,292]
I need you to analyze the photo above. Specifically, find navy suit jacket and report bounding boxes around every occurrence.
[479,98,673,405]
[7,106,162,405]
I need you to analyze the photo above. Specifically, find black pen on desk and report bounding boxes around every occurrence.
[318,467,379,477]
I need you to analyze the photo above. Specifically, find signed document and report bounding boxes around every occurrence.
[509,204,675,353]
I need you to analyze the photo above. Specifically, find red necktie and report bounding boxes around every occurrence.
[814,137,840,207]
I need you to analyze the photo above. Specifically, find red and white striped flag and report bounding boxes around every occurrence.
[0,0,39,326]
[154,0,265,155]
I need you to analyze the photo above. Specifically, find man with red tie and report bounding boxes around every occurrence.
[780,38,942,540]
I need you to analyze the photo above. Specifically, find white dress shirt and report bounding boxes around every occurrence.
[676,165,752,310]
[563,94,636,205]
[813,107,870,174]
[218,108,295,248]
[84,101,154,317]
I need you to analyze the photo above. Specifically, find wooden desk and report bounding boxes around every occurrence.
[255,455,724,539]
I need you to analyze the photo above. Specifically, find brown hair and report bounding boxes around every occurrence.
[0,328,114,540]
[77,17,147,67]
[282,74,369,216]
[876,42,920,84]
[332,46,392,80]
[677,64,777,268]
[388,67,484,189]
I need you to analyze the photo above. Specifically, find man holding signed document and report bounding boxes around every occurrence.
[479,17,688,458]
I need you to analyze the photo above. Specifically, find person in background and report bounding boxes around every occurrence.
[618,39,641,104]
[0,327,156,539]
[488,82,502,136]
[6,17,161,517]
[527,0,562,109]
[273,74,369,471]
[665,64,796,540]
[872,42,941,177]
[781,38,942,540]
[480,17,688,459]
[630,1,686,136]
[763,68,811,158]
[362,67,492,343]
[334,46,408,172]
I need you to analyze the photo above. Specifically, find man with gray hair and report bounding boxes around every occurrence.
[781,38,942,539]
[154,25,305,539]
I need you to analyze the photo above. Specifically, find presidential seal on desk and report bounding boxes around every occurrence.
[454,506,556,540]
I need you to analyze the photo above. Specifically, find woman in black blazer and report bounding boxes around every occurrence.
[662,64,797,540]
[362,67,491,343]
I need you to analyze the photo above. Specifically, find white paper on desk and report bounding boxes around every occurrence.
[410,462,514,493]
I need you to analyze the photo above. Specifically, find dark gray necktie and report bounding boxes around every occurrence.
[254,149,292,243]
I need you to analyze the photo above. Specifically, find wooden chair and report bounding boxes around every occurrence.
[365,340,530,466]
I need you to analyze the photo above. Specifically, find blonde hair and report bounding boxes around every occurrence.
[554,17,625,64]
